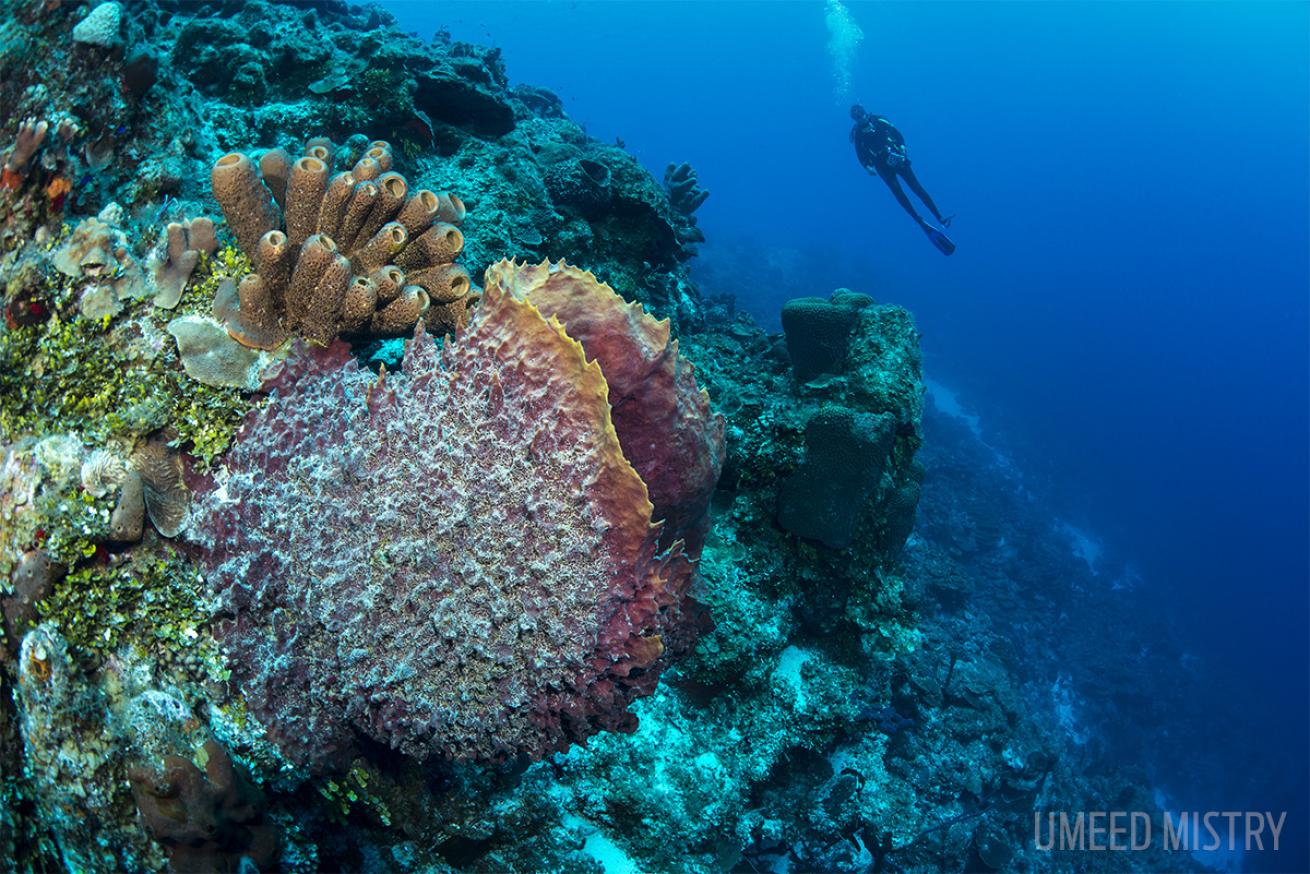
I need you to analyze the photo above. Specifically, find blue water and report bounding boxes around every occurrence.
[388,1,1308,868]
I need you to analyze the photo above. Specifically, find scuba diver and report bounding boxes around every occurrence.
[849,105,955,255]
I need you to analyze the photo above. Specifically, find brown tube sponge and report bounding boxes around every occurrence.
[352,223,408,275]
[396,222,464,269]
[302,253,351,344]
[284,234,338,333]
[371,286,430,335]
[406,264,471,304]
[338,181,379,253]
[341,275,378,333]
[203,135,472,345]
[316,172,355,241]
[370,265,405,306]
[365,142,393,172]
[351,156,381,182]
[435,192,466,225]
[256,230,294,300]
[216,273,283,351]
[285,156,329,249]
[109,471,145,542]
[356,171,408,243]
[304,137,333,163]
[427,294,476,335]
[376,171,407,205]
[211,153,277,256]
[236,274,273,328]
[259,148,292,209]
[227,273,286,350]
[395,190,440,237]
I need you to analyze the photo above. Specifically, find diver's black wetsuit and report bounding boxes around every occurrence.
[851,115,947,229]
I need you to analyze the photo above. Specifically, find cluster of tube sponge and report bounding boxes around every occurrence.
[210,137,472,347]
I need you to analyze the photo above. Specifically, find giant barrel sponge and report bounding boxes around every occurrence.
[191,260,722,767]
[490,260,726,554]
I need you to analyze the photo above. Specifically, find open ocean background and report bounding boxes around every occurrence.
[384,2,1308,868]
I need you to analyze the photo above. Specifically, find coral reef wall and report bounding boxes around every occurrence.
[0,0,705,323]
[0,2,1184,872]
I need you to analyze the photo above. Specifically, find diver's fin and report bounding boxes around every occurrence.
[924,224,956,256]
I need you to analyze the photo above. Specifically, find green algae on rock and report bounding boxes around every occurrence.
[0,251,254,468]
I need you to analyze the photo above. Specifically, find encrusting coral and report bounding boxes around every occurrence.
[211,137,473,348]
[52,205,218,319]
[191,260,718,767]
[51,209,148,318]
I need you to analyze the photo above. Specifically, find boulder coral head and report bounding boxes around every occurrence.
[193,263,715,766]
[210,136,473,349]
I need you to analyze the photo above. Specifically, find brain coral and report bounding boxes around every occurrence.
[192,268,709,765]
